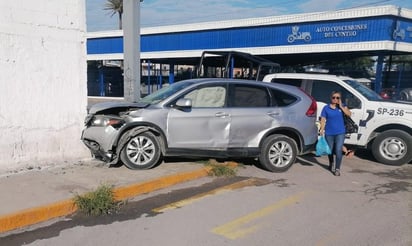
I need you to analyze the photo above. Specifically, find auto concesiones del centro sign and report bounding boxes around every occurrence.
[316,24,368,38]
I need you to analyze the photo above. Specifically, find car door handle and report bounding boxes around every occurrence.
[267,112,280,117]
[215,112,230,118]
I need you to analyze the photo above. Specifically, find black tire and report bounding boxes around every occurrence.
[399,92,408,101]
[371,130,412,166]
[120,132,161,170]
[259,134,297,172]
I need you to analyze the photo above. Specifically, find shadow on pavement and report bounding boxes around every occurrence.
[297,153,329,171]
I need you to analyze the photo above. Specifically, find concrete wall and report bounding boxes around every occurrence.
[0,1,89,172]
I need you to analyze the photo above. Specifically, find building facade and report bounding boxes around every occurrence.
[86,5,412,97]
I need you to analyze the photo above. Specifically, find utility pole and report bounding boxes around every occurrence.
[123,0,142,102]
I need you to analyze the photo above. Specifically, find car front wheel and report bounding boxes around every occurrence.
[371,130,412,166]
[120,132,161,170]
[259,134,297,172]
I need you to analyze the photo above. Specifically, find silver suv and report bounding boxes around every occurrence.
[263,73,412,166]
[82,78,318,172]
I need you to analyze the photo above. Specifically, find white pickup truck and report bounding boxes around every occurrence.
[263,73,412,166]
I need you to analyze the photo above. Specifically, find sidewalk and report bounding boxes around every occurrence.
[0,159,211,234]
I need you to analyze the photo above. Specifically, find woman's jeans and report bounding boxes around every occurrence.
[325,134,346,170]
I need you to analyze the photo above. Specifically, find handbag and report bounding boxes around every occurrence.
[316,136,332,156]
[342,112,358,134]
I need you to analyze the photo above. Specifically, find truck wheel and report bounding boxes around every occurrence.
[287,35,295,43]
[259,134,297,172]
[399,91,408,101]
[371,130,412,166]
[120,131,161,170]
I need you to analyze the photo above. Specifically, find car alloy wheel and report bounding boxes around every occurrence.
[120,131,161,170]
[259,134,297,172]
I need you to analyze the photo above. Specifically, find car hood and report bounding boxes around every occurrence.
[88,101,149,114]
[381,100,412,106]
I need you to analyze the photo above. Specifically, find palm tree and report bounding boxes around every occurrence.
[104,0,123,30]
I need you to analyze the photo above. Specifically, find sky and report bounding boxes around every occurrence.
[86,0,412,32]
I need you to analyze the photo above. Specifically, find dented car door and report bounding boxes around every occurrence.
[166,84,230,149]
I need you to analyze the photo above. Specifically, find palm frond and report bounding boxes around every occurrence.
[104,0,123,17]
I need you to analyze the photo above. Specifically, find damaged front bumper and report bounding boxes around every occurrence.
[82,138,114,162]
[81,124,121,163]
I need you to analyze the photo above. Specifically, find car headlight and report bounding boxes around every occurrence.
[90,115,125,128]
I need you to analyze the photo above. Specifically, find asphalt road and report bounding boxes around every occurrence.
[2,152,411,246]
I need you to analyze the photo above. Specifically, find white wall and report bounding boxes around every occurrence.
[0,0,89,172]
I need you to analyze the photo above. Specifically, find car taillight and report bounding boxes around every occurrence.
[298,88,317,117]
[306,99,317,117]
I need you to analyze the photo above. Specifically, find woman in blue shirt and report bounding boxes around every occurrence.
[319,91,352,176]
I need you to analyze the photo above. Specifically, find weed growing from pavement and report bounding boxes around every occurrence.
[206,159,237,177]
[73,184,120,216]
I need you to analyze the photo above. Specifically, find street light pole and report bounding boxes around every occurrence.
[123,0,142,102]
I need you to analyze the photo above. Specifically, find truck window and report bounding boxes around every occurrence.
[311,80,361,109]
[271,78,302,87]
[343,79,382,101]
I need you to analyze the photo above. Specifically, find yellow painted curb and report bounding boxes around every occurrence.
[0,199,77,234]
[114,166,211,201]
[0,165,215,234]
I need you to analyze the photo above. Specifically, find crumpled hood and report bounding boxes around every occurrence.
[88,101,149,114]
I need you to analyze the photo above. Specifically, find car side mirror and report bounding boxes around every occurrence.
[175,98,192,109]
[346,97,361,109]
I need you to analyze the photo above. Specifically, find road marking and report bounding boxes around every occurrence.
[315,233,340,246]
[152,178,266,213]
[211,191,307,240]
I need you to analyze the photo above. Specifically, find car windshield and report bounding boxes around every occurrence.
[139,81,195,104]
[343,79,383,101]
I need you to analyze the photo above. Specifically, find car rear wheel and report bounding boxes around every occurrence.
[371,130,412,166]
[399,92,407,101]
[259,134,297,172]
[120,132,161,170]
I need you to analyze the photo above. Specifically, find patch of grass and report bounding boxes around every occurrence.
[205,159,237,177]
[73,184,120,216]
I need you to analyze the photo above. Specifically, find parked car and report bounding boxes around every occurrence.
[399,88,412,101]
[82,78,318,172]
[379,87,396,100]
[263,73,412,166]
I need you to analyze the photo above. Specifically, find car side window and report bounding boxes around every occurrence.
[183,86,226,108]
[311,80,361,109]
[229,85,269,107]
[270,89,297,106]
